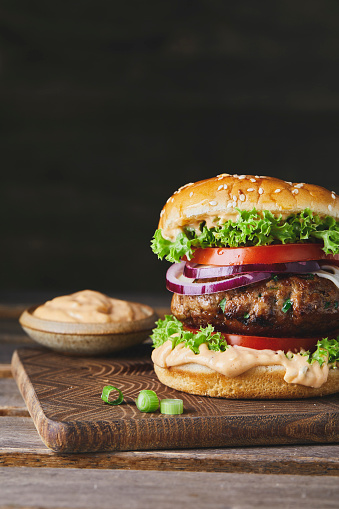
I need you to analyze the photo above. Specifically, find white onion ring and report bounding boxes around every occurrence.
[166,263,272,295]
[312,265,339,290]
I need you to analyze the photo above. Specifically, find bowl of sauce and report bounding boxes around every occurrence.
[19,290,157,355]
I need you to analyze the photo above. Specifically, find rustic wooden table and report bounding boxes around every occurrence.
[1,299,339,509]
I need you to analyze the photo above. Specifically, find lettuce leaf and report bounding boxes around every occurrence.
[150,315,228,354]
[151,208,339,263]
[308,337,339,367]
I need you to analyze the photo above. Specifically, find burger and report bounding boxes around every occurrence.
[150,174,339,399]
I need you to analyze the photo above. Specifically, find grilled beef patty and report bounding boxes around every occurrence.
[171,274,339,337]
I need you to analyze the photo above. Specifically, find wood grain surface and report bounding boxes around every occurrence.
[1,415,339,475]
[1,468,339,509]
[12,344,339,453]
[0,379,29,416]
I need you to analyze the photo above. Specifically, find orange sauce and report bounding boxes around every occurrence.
[152,340,331,388]
[33,290,146,323]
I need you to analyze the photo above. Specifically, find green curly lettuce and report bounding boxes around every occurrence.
[308,337,339,367]
[151,208,339,263]
[150,315,228,354]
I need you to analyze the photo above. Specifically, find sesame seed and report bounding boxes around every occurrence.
[247,188,254,192]
[171,197,175,202]
[258,188,264,195]
[232,201,237,207]
[255,175,260,178]
[218,184,223,191]
[224,184,228,190]
[332,193,336,199]
[189,191,194,197]
[274,189,281,193]
[292,189,299,195]
[250,178,256,182]
[178,182,194,191]
[328,204,333,211]
[294,183,304,188]
[160,210,164,217]
[209,200,217,206]
[233,195,237,201]
[238,175,246,179]
[285,181,292,185]
[227,203,233,208]
[239,194,245,201]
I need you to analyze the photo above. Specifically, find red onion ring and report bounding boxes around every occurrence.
[183,260,321,279]
[166,263,272,295]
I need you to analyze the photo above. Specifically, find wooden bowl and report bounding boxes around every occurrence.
[19,302,157,356]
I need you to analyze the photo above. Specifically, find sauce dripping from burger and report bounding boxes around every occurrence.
[152,340,331,388]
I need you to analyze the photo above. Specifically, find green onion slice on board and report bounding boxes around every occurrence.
[101,385,124,406]
[135,390,159,412]
[160,399,184,415]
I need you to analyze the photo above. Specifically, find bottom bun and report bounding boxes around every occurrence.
[154,363,339,399]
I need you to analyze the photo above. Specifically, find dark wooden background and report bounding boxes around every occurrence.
[1,1,339,300]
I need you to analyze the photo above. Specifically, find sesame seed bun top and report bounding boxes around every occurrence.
[158,174,339,241]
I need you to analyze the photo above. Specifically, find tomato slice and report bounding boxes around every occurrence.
[224,334,319,353]
[190,244,339,266]
[184,327,320,353]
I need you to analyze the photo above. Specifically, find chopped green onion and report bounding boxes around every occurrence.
[135,390,159,412]
[282,298,293,313]
[101,385,124,406]
[219,297,226,312]
[160,399,184,415]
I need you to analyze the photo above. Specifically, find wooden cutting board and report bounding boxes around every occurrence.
[12,344,339,453]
